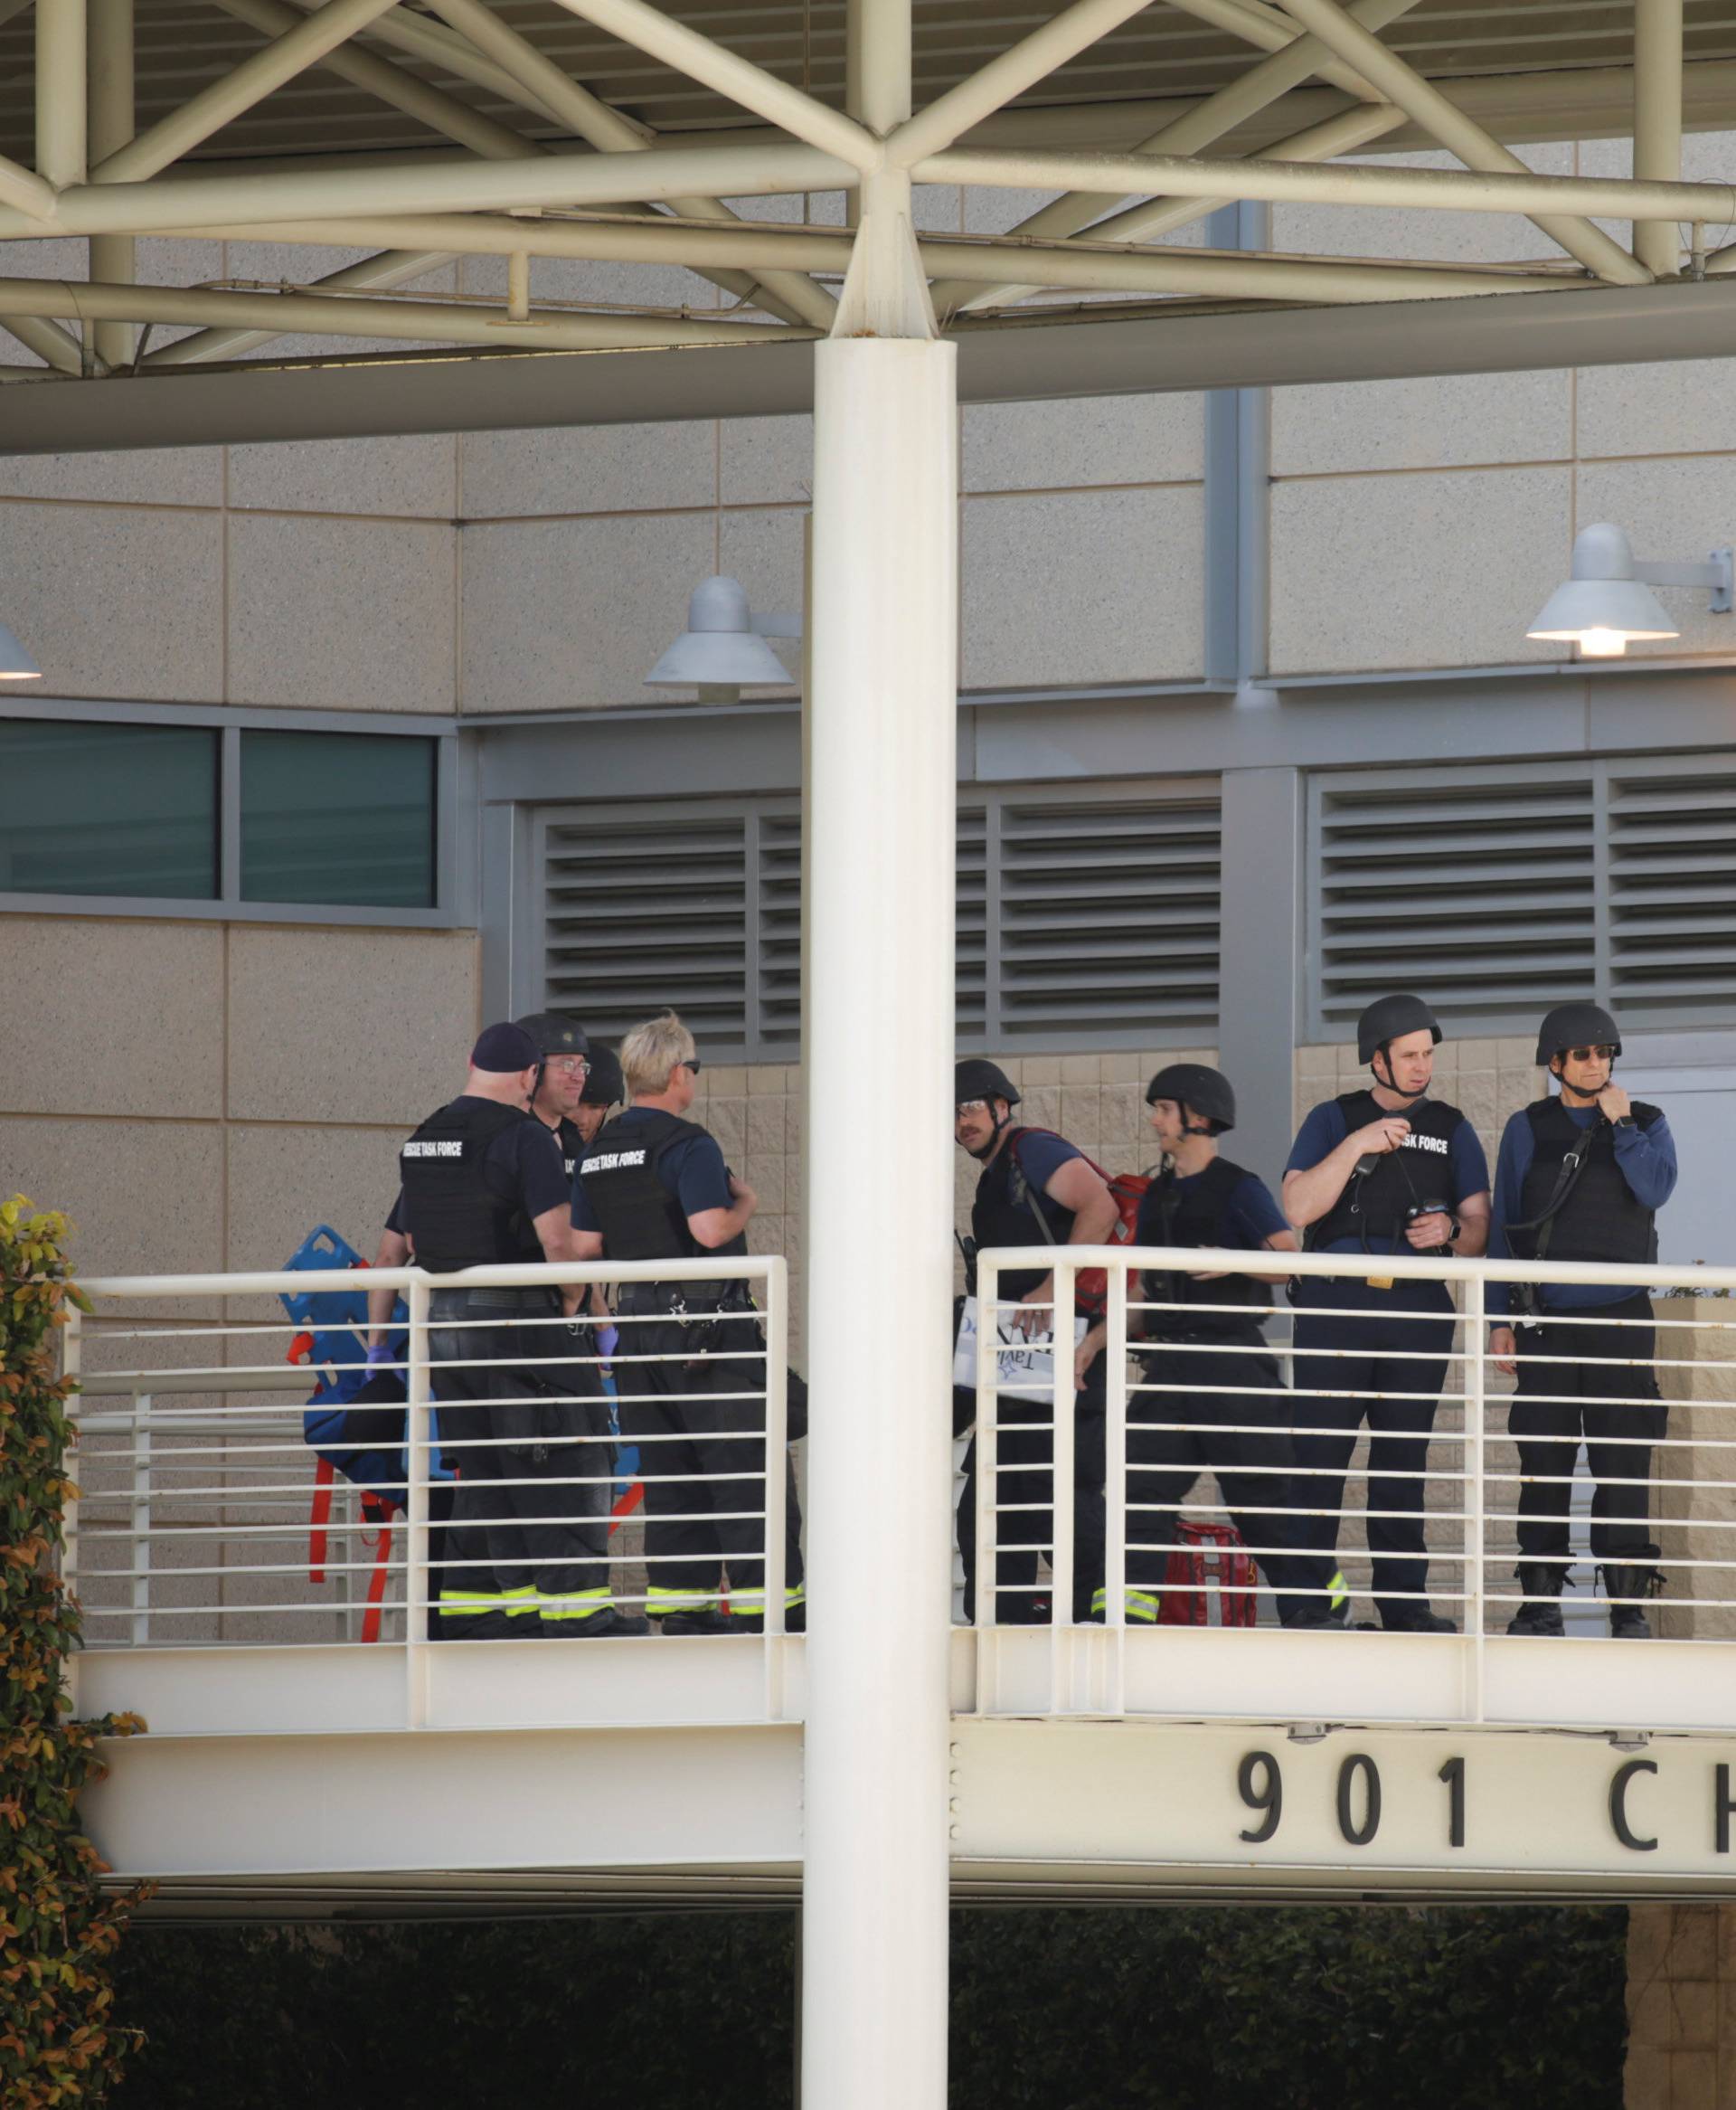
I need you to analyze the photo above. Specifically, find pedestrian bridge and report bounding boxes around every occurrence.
[63,1247,1736,1916]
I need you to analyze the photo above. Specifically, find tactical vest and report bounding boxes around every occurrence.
[971,1128,1077,1301]
[1513,1098,1661,1270]
[1140,1157,1270,1340]
[398,1096,544,1275]
[578,1110,747,1263]
[1305,1090,1467,1253]
[546,1114,583,1185]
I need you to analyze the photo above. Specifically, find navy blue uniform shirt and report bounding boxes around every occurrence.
[389,1097,568,1244]
[1286,1097,1490,1255]
[1132,1165,1289,1252]
[571,1105,732,1234]
[1487,1100,1677,1317]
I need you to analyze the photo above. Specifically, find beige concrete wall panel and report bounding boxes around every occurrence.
[227,512,456,712]
[227,434,458,519]
[1577,456,1736,657]
[720,415,812,506]
[1272,141,1573,265]
[460,420,717,521]
[227,923,477,1125]
[0,447,223,506]
[0,916,223,1118]
[224,1121,405,1275]
[0,1113,222,1280]
[1272,369,1571,477]
[1269,466,1571,674]
[963,485,1204,688]
[1576,356,1736,462]
[459,510,715,712]
[717,506,802,692]
[963,393,1205,492]
[0,500,223,701]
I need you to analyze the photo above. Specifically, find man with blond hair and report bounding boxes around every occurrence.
[572,1011,805,1633]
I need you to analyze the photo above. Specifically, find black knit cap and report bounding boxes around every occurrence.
[470,1021,540,1074]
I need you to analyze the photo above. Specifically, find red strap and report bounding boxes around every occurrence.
[609,1479,645,1536]
[309,1454,334,1582]
[361,1511,392,1645]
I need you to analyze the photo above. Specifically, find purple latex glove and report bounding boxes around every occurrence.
[366,1341,395,1367]
[596,1324,619,1362]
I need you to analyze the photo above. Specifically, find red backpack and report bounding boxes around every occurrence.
[1005,1127,1150,1315]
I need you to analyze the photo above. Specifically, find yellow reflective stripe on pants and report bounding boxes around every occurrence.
[440,1584,538,1618]
[1090,1587,1161,1624]
[1328,1570,1349,1610]
[537,1587,613,1622]
[647,1587,716,1614]
[723,1586,807,1618]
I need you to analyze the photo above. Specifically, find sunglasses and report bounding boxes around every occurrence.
[1564,1046,1617,1064]
[679,1057,703,1075]
[955,1099,989,1118]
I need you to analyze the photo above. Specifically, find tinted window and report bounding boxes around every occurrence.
[0,719,219,898]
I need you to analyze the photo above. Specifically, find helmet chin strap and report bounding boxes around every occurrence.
[1371,1046,1425,1104]
[967,1100,1015,1161]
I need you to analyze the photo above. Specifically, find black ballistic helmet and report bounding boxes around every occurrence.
[955,1058,1020,1109]
[1356,992,1442,1065]
[1146,1063,1236,1135]
[580,1046,625,1107]
[514,1010,590,1057]
[1535,1002,1622,1066]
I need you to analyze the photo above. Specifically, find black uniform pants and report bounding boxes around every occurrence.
[1127,1336,1335,1625]
[958,1352,1106,1625]
[1510,1292,1663,1571]
[1289,1276,1457,1627]
[616,1289,805,1623]
[428,1286,613,1636]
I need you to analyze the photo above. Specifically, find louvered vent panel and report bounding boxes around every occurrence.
[1314,773,1597,1030]
[1608,762,1736,1020]
[542,810,750,1048]
[997,797,1221,1037]
[759,809,803,1052]
[957,807,987,1038]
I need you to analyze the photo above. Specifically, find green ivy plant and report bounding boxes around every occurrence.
[2,1196,146,2105]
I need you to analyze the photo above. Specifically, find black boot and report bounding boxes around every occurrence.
[1600,1564,1655,1640]
[1506,1562,1565,1637]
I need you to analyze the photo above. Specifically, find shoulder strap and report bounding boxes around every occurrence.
[1507,1110,1600,1250]
[1005,1129,1059,1247]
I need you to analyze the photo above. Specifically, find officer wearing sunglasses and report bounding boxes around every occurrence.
[1488,1002,1678,1639]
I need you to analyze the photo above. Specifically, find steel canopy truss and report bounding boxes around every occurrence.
[0,0,1729,384]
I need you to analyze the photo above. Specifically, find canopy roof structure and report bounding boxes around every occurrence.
[0,0,1733,446]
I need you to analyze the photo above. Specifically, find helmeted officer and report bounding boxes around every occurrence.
[397,1021,645,1639]
[954,1056,1118,1624]
[514,1010,591,1180]
[572,1044,626,1150]
[571,1009,805,1634]
[1079,1064,1345,1629]
[1489,1002,1677,1639]
[1282,994,1492,1633]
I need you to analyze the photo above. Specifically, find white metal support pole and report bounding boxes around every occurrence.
[1465,1272,1486,1723]
[762,1258,788,1722]
[1050,1257,1076,1713]
[87,0,134,367]
[405,1273,431,1727]
[974,1258,1000,1648]
[803,168,956,2110]
[1634,0,1684,279]
[1104,1255,1128,1666]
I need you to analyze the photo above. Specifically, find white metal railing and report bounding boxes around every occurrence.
[65,1257,789,1660]
[971,1244,1736,1721]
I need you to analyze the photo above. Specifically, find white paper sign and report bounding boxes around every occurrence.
[953,1293,1089,1397]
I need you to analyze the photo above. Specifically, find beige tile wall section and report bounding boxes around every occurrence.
[1268,129,1736,678]
[1623,1904,1736,2110]
[0,913,479,1282]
